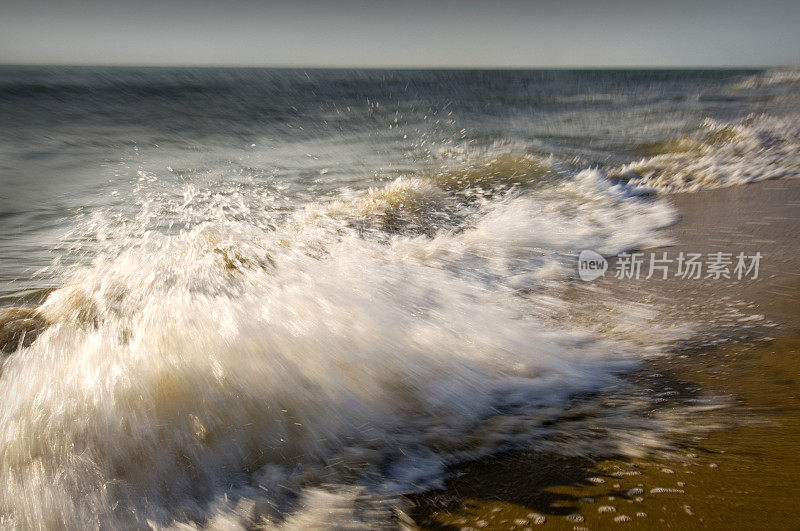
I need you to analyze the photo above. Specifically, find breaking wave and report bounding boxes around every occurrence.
[733,67,800,89]
[610,114,800,192]
[0,157,678,528]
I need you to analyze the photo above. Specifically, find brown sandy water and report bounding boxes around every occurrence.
[409,179,800,530]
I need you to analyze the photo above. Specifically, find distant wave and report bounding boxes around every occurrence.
[609,114,800,192]
[732,67,800,89]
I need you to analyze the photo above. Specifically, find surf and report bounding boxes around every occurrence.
[0,157,676,527]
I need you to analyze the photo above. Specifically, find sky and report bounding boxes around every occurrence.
[0,0,798,67]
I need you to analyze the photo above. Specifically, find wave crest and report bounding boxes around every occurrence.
[610,114,800,192]
[733,67,800,89]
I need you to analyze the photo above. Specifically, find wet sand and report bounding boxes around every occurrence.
[409,179,800,529]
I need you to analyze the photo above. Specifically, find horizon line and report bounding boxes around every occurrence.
[0,62,795,70]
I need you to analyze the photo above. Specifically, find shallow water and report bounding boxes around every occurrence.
[0,67,798,528]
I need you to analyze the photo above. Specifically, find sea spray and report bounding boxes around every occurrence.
[0,166,675,527]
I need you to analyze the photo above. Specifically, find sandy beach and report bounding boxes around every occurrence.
[409,178,800,529]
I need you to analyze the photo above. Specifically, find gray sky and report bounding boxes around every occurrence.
[1,0,798,67]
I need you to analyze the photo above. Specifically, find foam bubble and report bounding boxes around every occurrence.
[527,512,547,525]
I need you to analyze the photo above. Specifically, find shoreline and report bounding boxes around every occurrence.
[409,178,800,529]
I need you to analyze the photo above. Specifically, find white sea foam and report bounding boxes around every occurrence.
[611,114,800,192]
[0,161,678,528]
[733,67,800,90]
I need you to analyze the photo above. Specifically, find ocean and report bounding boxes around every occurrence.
[0,67,798,528]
